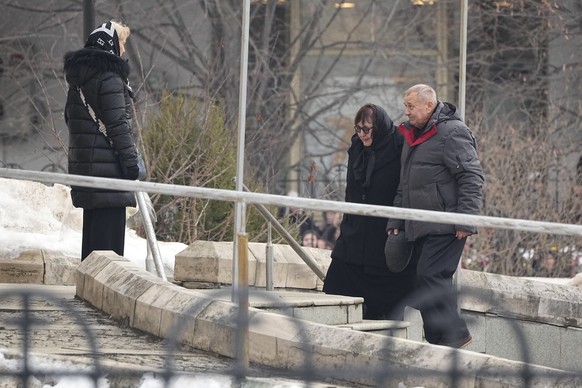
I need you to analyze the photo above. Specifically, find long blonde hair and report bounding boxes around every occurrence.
[111,20,130,43]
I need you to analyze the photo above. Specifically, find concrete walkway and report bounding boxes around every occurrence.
[73,251,582,387]
[0,283,353,387]
[3,243,582,386]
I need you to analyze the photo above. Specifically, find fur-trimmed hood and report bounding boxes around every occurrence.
[63,48,130,87]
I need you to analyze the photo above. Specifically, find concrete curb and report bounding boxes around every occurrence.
[175,241,582,330]
[76,251,582,387]
[0,249,77,285]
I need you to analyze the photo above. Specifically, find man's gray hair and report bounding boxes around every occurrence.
[405,84,437,104]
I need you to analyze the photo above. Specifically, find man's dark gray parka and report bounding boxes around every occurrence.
[387,101,485,241]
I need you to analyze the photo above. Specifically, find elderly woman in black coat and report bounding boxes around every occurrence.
[63,20,141,261]
[323,104,415,320]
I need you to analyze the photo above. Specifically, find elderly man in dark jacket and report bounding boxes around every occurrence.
[63,20,140,260]
[324,104,416,320]
[387,84,485,348]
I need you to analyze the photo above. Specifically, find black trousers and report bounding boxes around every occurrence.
[323,259,416,320]
[409,234,470,345]
[81,207,126,261]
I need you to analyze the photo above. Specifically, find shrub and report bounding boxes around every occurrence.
[141,93,272,244]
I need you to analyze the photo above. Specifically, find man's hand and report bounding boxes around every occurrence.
[456,230,471,239]
[387,228,399,236]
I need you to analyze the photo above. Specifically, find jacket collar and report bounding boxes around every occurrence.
[63,47,130,85]
[398,122,438,146]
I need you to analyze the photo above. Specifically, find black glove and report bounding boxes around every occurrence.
[123,164,140,180]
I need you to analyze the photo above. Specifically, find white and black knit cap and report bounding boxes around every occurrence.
[84,21,120,56]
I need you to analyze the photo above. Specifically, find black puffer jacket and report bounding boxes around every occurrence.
[387,101,485,241]
[331,104,403,269]
[63,48,138,209]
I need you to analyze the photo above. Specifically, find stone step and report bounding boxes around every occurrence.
[174,241,331,290]
[335,320,410,338]
[194,287,364,326]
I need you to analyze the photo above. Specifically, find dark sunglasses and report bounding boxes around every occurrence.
[354,124,373,134]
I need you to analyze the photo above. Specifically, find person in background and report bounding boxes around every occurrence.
[64,20,141,261]
[277,190,317,240]
[533,249,558,277]
[301,230,320,248]
[316,235,333,250]
[319,211,342,249]
[387,84,485,348]
[323,103,415,320]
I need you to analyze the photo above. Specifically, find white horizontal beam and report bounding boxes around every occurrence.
[1,168,581,237]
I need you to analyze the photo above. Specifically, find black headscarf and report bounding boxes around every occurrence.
[84,21,121,56]
[350,104,398,190]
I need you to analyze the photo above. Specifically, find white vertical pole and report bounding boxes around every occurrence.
[232,0,251,303]
[287,0,301,195]
[458,0,468,121]
[454,0,469,296]
[266,222,274,291]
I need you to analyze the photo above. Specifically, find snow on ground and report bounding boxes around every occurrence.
[0,352,306,387]
[0,177,311,387]
[0,177,186,270]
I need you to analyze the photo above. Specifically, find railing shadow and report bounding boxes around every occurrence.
[2,285,580,388]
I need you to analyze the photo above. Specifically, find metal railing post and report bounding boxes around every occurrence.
[242,184,326,281]
[135,191,166,281]
[266,222,274,291]
[235,232,249,371]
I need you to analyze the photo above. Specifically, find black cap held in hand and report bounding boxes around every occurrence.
[385,232,413,273]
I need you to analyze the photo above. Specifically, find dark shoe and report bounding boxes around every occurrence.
[441,335,473,349]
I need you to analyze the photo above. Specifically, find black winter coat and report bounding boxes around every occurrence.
[63,48,139,209]
[331,104,403,269]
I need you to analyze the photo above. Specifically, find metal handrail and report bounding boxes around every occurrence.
[2,169,581,236]
[242,184,326,282]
